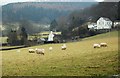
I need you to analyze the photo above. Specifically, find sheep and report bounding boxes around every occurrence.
[28,49,35,53]
[100,43,107,47]
[61,44,67,50]
[93,44,101,48]
[61,46,66,50]
[63,44,66,47]
[49,47,53,51]
[35,48,45,55]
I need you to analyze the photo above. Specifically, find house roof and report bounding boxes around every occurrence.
[100,17,111,21]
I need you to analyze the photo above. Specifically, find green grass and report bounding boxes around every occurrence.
[1,31,119,76]
[0,37,8,43]
[84,31,118,40]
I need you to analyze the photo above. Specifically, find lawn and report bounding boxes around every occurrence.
[1,31,119,76]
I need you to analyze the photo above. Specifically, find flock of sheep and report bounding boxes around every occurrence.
[93,42,107,48]
[28,42,107,55]
[28,44,67,55]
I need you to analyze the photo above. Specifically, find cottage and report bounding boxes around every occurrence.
[96,17,112,29]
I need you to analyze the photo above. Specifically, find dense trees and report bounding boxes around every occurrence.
[68,16,86,37]
[20,27,28,45]
[7,29,18,45]
[118,2,120,20]
[7,27,28,46]
[7,21,29,46]
[3,2,92,24]
[19,20,34,35]
[57,16,69,39]
[50,19,58,31]
[81,2,117,21]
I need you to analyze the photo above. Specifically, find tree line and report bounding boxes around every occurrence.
[7,26,28,46]
[3,2,92,24]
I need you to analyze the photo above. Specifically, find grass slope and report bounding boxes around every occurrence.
[1,31,119,76]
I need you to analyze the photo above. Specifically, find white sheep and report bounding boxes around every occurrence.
[100,43,107,47]
[28,49,35,53]
[93,44,100,48]
[49,47,53,51]
[63,44,66,47]
[61,44,67,50]
[35,48,45,55]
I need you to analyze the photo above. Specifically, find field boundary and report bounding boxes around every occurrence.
[0,45,29,51]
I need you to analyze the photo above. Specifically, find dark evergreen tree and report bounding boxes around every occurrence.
[7,29,18,45]
[118,1,120,20]
[20,27,28,45]
[68,16,85,36]
[50,19,58,31]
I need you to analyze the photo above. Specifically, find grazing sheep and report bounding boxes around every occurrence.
[93,44,100,48]
[63,44,66,47]
[100,43,107,47]
[35,48,45,55]
[49,47,53,51]
[61,46,66,50]
[61,44,67,50]
[28,49,35,53]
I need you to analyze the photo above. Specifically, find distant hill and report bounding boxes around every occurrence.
[2,2,97,24]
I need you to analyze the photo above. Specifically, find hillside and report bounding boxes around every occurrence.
[2,2,97,24]
[1,31,119,76]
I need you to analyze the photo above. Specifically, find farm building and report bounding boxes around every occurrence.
[113,21,120,27]
[88,23,97,29]
[28,31,62,43]
[37,31,61,39]
[96,17,112,29]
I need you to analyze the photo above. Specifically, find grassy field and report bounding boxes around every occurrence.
[0,37,8,43]
[1,31,119,76]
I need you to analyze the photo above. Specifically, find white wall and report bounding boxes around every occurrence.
[97,17,112,29]
[88,23,97,29]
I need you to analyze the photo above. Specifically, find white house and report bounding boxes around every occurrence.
[114,21,120,28]
[88,23,97,29]
[47,31,54,41]
[96,17,112,29]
